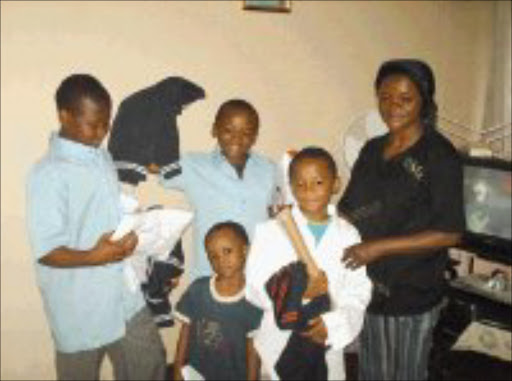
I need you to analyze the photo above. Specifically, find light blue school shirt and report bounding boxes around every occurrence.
[26,132,145,353]
[160,147,278,280]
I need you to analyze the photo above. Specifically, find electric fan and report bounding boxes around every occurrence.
[338,109,387,180]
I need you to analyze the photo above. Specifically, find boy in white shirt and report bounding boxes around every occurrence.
[246,146,372,380]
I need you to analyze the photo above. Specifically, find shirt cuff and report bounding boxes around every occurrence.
[173,310,190,324]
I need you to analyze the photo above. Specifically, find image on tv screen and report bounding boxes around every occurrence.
[464,166,512,240]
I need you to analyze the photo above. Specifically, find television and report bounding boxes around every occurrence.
[459,154,512,265]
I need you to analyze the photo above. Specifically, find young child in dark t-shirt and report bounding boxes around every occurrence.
[173,221,262,381]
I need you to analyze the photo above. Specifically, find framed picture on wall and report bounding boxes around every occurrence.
[243,0,291,13]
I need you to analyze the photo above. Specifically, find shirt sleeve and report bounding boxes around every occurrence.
[27,166,71,260]
[245,302,264,338]
[175,280,199,324]
[159,159,186,190]
[337,142,371,216]
[320,226,373,350]
[428,147,466,232]
[245,224,274,312]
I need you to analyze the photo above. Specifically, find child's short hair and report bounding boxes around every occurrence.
[214,99,259,130]
[204,221,250,247]
[55,74,111,112]
[288,146,338,181]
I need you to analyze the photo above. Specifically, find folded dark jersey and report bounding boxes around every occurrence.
[265,261,330,331]
[266,261,330,380]
[141,239,184,328]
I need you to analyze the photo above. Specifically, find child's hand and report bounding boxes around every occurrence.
[300,317,327,345]
[268,203,291,218]
[146,162,160,174]
[173,367,184,381]
[117,231,138,253]
[91,231,137,264]
[303,270,328,299]
[166,276,181,290]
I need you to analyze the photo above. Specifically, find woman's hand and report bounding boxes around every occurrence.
[342,241,381,270]
[300,317,327,345]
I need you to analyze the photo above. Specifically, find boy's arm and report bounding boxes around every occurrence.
[246,337,261,381]
[28,168,135,267]
[39,231,137,267]
[173,321,191,381]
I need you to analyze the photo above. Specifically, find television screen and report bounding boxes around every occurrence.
[461,156,512,264]
[464,166,512,240]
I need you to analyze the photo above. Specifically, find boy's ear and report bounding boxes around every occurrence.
[333,176,341,194]
[58,109,70,125]
[211,124,218,138]
[58,109,74,132]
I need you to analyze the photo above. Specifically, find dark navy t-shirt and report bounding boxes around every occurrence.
[176,277,263,380]
[338,129,465,315]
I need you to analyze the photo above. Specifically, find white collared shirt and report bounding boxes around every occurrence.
[246,204,372,380]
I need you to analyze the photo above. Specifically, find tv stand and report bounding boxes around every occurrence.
[450,273,511,308]
[429,256,512,380]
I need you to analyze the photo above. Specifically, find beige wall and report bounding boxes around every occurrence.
[1,1,496,379]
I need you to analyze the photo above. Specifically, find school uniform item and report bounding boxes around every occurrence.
[141,240,184,327]
[175,277,263,380]
[116,192,192,327]
[246,205,373,380]
[160,148,279,280]
[26,132,146,353]
[265,261,330,380]
[108,76,205,184]
[266,261,327,330]
[113,202,193,292]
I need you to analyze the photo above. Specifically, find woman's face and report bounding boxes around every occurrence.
[377,74,423,134]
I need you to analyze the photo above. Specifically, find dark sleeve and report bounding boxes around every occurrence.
[428,147,466,232]
[245,301,264,335]
[176,279,201,322]
[337,142,371,216]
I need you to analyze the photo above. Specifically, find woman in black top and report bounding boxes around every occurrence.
[338,59,465,380]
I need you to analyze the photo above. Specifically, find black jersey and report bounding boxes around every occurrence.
[108,77,205,184]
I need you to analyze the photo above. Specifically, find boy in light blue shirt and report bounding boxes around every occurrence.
[26,74,166,380]
[160,99,279,280]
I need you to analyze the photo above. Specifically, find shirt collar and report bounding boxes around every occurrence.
[291,204,336,226]
[50,131,101,161]
[209,275,245,304]
[211,146,253,176]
